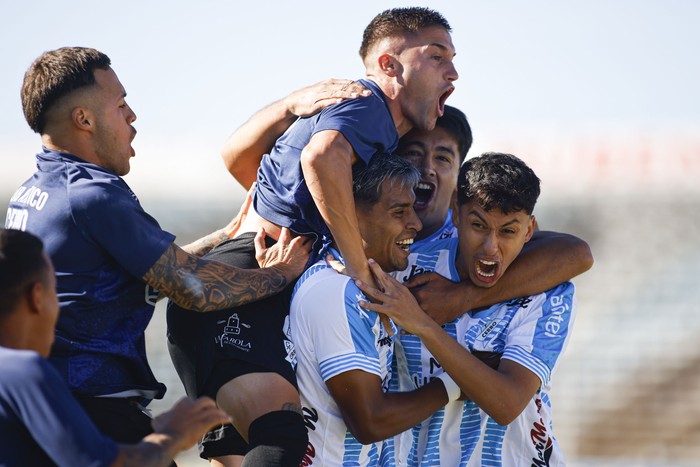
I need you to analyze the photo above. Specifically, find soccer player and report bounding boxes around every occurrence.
[168,7,458,465]
[0,228,231,467]
[289,155,462,466]
[357,152,583,466]
[4,46,310,446]
[396,107,591,325]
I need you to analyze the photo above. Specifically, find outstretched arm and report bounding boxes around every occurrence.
[222,79,370,189]
[113,397,230,467]
[143,228,310,312]
[357,260,541,426]
[407,230,593,324]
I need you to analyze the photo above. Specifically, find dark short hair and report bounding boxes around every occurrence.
[436,105,473,163]
[359,7,451,60]
[457,152,541,215]
[353,155,421,206]
[0,229,49,316]
[21,47,111,134]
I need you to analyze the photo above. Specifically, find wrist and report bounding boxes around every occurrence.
[460,280,477,310]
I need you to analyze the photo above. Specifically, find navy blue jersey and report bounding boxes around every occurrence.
[5,148,175,399]
[254,79,399,244]
[0,346,119,466]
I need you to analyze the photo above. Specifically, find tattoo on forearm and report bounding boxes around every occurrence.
[144,244,288,312]
[181,229,229,257]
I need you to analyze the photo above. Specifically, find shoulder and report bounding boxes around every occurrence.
[0,348,50,388]
[315,79,395,135]
[545,281,576,299]
[293,264,354,307]
[66,168,137,211]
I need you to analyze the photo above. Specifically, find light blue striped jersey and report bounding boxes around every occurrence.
[290,252,397,466]
[385,236,576,467]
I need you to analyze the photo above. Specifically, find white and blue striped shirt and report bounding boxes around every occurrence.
[385,236,576,467]
[290,251,397,466]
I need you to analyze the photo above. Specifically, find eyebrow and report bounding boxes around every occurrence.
[402,141,457,158]
[469,210,521,227]
[435,145,457,157]
[429,42,456,57]
[390,200,415,210]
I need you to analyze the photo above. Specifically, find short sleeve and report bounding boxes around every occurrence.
[313,83,398,164]
[503,282,576,386]
[307,277,382,381]
[4,352,120,466]
[69,177,175,278]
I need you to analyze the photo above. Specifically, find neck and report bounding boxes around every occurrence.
[367,73,412,137]
[41,132,96,164]
[0,314,36,354]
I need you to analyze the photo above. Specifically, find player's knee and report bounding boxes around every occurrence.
[242,410,308,467]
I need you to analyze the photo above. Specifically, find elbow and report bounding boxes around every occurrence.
[221,140,237,175]
[343,411,390,444]
[300,146,325,174]
[346,421,385,445]
[486,401,524,426]
[491,412,518,427]
[570,238,594,274]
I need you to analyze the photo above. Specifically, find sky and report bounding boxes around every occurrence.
[2,0,699,202]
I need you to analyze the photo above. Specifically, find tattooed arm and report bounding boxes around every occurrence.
[180,184,255,258]
[143,228,310,312]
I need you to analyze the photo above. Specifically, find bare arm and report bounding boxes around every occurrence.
[180,184,255,257]
[407,230,593,324]
[143,228,310,312]
[357,261,541,425]
[112,397,230,467]
[301,131,373,286]
[222,79,370,189]
[326,369,449,444]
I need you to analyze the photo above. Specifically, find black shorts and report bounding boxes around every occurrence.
[77,396,153,444]
[166,232,297,400]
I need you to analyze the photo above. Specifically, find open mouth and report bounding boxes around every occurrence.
[475,259,498,279]
[438,87,454,116]
[396,237,414,253]
[413,182,435,209]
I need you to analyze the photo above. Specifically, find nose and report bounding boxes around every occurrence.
[408,207,423,233]
[446,61,458,82]
[420,156,436,177]
[126,104,137,124]
[483,230,498,255]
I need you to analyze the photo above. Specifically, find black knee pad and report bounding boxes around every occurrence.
[242,410,308,467]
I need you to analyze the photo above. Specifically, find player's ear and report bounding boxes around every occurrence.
[27,281,44,315]
[524,215,536,243]
[451,200,460,226]
[378,54,401,77]
[71,107,94,131]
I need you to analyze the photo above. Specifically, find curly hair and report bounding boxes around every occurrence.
[457,152,541,215]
